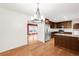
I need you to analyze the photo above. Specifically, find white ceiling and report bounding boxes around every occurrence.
[0,3,79,22]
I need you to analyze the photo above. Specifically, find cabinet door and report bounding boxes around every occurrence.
[54,35,59,46]
[73,23,79,29]
[72,38,79,51]
[50,22,55,28]
[76,39,79,51]
[60,36,72,49]
[54,35,66,47]
[56,23,62,28]
[54,35,61,46]
[59,36,66,47]
[65,37,72,49]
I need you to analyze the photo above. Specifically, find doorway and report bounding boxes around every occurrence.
[27,23,38,44]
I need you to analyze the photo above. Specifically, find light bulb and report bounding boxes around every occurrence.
[41,16,45,21]
[31,16,34,20]
[34,14,37,19]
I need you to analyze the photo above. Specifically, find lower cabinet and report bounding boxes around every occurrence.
[54,35,79,51]
[71,38,79,51]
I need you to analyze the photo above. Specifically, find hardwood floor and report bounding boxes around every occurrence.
[0,38,79,56]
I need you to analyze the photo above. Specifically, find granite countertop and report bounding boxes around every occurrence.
[54,33,79,38]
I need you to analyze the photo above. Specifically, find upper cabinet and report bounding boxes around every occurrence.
[45,18,56,28]
[55,21,72,28]
[49,21,72,28]
[72,19,79,29]
[73,23,79,29]
[49,21,56,28]
[45,18,72,29]
[55,22,62,28]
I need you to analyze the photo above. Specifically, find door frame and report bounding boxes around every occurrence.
[27,23,38,44]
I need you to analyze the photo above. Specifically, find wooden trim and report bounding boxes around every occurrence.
[0,45,27,55]
[28,33,38,35]
[28,24,37,26]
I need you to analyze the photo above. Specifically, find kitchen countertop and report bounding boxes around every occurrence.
[54,33,79,38]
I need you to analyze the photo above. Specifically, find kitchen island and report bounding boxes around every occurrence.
[54,33,79,51]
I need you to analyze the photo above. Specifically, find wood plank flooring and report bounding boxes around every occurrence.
[0,38,79,56]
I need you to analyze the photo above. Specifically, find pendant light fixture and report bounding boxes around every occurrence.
[31,3,44,23]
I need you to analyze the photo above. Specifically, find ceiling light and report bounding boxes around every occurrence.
[31,3,45,23]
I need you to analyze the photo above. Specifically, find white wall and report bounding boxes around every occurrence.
[72,18,79,24]
[0,8,29,52]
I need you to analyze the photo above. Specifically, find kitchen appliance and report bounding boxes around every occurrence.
[59,25,64,33]
[59,29,64,33]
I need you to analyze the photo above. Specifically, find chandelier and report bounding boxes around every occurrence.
[31,3,44,23]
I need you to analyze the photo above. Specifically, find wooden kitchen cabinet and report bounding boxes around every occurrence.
[49,20,72,28]
[73,23,79,29]
[45,18,56,28]
[76,39,79,50]
[49,21,56,28]
[55,21,72,28]
[54,35,66,48]
[55,22,62,28]
[54,35,79,51]
[71,38,79,51]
